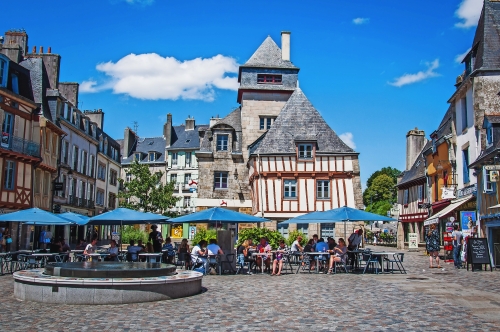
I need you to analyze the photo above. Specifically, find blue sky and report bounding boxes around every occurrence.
[2,0,483,187]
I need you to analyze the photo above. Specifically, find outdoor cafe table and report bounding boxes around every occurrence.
[251,252,271,274]
[304,252,331,274]
[139,253,162,263]
[29,253,57,267]
[87,253,109,261]
[370,252,397,274]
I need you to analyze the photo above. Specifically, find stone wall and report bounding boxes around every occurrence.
[473,75,500,150]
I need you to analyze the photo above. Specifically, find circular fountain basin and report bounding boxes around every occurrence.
[14,262,202,305]
[45,262,176,278]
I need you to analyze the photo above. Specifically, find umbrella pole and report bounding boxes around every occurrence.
[32,221,35,253]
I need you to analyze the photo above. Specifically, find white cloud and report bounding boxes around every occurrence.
[339,132,356,149]
[82,53,239,101]
[352,17,369,25]
[389,59,440,87]
[80,80,99,93]
[455,47,471,63]
[455,0,483,28]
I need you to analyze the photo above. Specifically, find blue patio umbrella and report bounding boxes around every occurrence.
[282,206,397,239]
[170,207,269,224]
[0,208,75,251]
[59,212,90,225]
[0,208,74,225]
[87,207,169,226]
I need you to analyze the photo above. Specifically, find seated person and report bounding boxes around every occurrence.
[191,240,209,271]
[162,237,176,264]
[290,236,303,252]
[106,239,119,261]
[272,240,289,276]
[303,239,315,269]
[314,238,329,270]
[75,238,87,250]
[327,237,337,251]
[127,239,143,262]
[207,239,224,256]
[237,240,252,274]
[59,238,71,262]
[255,237,272,273]
[328,238,348,274]
[137,240,146,251]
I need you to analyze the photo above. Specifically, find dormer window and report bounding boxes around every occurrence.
[298,144,313,159]
[486,122,494,147]
[135,153,141,161]
[149,152,156,162]
[0,57,8,88]
[216,134,229,151]
[257,74,282,84]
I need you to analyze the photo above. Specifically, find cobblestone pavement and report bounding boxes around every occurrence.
[1,246,498,331]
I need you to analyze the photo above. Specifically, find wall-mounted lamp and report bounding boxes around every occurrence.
[234,168,238,180]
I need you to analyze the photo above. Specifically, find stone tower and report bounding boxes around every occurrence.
[406,128,426,170]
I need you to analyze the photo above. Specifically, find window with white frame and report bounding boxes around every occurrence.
[89,154,95,178]
[81,150,88,175]
[184,196,191,208]
[72,146,79,171]
[110,170,117,186]
[484,167,495,193]
[316,180,330,199]
[97,163,106,181]
[3,160,15,190]
[284,179,297,198]
[170,174,177,184]
[149,152,155,162]
[134,153,141,161]
[185,152,192,167]
[96,189,105,206]
[60,174,66,198]
[259,117,276,130]
[126,172,132,182]
[403,189,409,205]
[463,148,470,184]
[297,223,308,238]
[216,134,229,151]
[417,184,424,202]
[298,144,313,159]
[184,173,191,185]
[171,152,178,166]
[277,223,289,239]
[214,172,228,189]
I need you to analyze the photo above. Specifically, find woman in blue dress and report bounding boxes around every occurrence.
[425,224,441,268]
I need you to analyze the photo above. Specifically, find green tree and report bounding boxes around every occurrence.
[118,161,180,216]
[236,227,285,249]
[363,166,401,217]
[192,228,217,245]
[286,230,308,247]
[121,225,148,244]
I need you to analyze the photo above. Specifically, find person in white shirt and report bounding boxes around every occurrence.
[290,236,303,252]
[191,240,209,271]
[207,239,224,256]
[84,237,98,261]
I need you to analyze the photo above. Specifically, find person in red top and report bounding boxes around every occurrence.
[256,237,272,273]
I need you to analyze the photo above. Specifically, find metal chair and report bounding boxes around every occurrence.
[362,252,380,274]
[333,254,349,274]
[176,252,191,269]
[296,253,313,274]
[385,253,406,274]
[218,254,235,275]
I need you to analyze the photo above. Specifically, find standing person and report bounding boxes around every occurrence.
[4,228,11,252]
[148,225,163,253]
[425,224,441,268]
[347,229,363,269]
[452,225,463,269]
[84,237,98,260]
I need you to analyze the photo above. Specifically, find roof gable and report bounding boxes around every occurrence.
[252,88,355,155]
[471,1,500,70]
[242,36,298,69]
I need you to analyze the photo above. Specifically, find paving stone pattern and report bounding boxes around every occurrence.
[1,246,499,331]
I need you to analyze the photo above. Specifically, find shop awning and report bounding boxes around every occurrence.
[489,204,500,209]
[423,195,474,226]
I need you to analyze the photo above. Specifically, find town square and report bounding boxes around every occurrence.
[0,0,499,330]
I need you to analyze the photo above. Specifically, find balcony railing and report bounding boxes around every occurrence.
[1,135,40,158]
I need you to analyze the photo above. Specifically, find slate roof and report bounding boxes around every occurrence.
[397,141,431,187]
[168,124,208,151]
[251,88,356,155]
[120,136,166,164]
[20,57,53,120]
[96,126,121,162]
[213,108,242,131]
[241,36,298,69]
[469,0,500,71]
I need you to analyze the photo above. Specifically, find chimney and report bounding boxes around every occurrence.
[281,31,291,61]
[32,46,36,53]
[25,50,61,90]
[84,109,104,129]
[59,82,79,107]
[163,113,173,147]
[48,47,51,54]
[123,127,138,158]
[1,30,28,63]
[210,115,221,128]
[185,115,195,131]
[406,128,426,170]
[39,46,43,53]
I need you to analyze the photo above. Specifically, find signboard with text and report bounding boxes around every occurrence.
[408,233,418,249]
